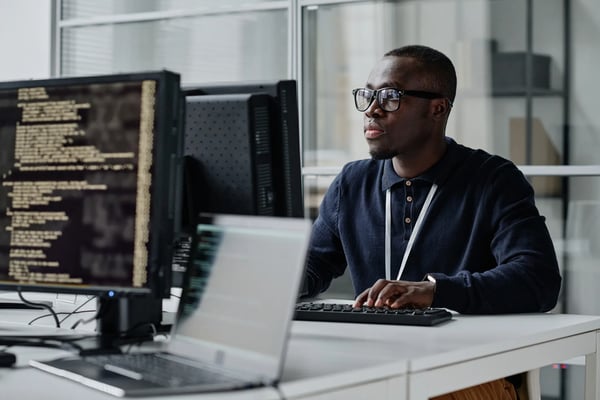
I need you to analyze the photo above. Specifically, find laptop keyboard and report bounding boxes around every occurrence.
[85,353,241,387]
[295,302,452,326]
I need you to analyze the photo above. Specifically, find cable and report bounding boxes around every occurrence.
[28,310,96,326]
[69,310,99,330]
[17,289,60,328]
[60,295,97,326]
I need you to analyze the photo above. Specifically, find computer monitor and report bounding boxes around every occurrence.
[169,81,304,288]
[182,80,303,218]
[0,71,183,341]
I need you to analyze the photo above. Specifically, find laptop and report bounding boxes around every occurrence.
[30,214,312,397]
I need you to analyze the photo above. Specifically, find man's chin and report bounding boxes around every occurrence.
[369,149,395,160]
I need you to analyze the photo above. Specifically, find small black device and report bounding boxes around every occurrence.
[0,351,16,367]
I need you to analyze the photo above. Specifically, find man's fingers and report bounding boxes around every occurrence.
[382,287,407,308]
[353,288,369,307]
[387,282,434,309]
[388,296,411,309]
[354,280,434,309]
[367,279,391,307]
[354,279,390,307]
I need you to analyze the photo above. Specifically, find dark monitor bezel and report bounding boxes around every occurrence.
[0,71,183,298]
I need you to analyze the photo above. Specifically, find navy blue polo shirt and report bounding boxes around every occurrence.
[304,137,561,314]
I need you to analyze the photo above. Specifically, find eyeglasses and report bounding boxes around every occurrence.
[352,87,449,112]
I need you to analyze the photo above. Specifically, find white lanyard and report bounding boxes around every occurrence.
[385,183,438,280]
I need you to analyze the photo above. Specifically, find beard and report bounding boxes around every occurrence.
[368,147,397,160]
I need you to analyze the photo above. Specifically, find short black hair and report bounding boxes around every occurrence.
[384,45,457,102]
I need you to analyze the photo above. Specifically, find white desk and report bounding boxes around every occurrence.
[2,310,600,400]
[289,313,600,400]
[0,307,407,400]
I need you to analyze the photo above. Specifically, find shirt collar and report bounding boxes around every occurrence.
[381,137,460,192]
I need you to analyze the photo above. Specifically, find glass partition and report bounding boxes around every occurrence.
[59,4,288,84]
[300,0,565,165]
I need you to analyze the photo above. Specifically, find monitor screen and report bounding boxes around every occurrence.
[0,71,183,298]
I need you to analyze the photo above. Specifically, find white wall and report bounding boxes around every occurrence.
[0,0,52,81]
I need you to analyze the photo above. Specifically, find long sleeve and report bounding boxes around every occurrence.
[303,174,348,298]
[428,159,561,314]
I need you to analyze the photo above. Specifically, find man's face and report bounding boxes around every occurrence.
[362,56,437,160]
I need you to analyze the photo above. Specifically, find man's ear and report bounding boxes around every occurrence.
[431,99,450,119]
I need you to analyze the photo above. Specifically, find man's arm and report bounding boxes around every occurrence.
[302,175,348,299]
[430,216,561,314]
[435,162,561,313]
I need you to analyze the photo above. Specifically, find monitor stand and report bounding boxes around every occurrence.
[76,296,164,355]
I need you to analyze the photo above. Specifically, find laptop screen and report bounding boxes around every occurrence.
[170,214,311,378]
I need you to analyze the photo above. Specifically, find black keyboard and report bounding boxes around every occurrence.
[294,302,452,326]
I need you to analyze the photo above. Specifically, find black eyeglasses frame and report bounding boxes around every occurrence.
[352,87,452,112]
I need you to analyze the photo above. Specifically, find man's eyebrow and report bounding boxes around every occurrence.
[365,82,399,89]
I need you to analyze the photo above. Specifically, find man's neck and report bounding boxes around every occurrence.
[392,140,448,179]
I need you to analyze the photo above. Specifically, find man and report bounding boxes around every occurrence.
[303,45,561,398]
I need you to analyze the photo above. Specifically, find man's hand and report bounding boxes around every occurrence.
[353,279,435,309]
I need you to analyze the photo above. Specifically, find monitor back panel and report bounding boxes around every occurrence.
[184,93,274,217]
[183,80,303,218]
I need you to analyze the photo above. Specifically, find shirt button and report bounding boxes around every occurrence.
[404,217,411,224]
[406,196,413,202]
[405,180,412,187]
